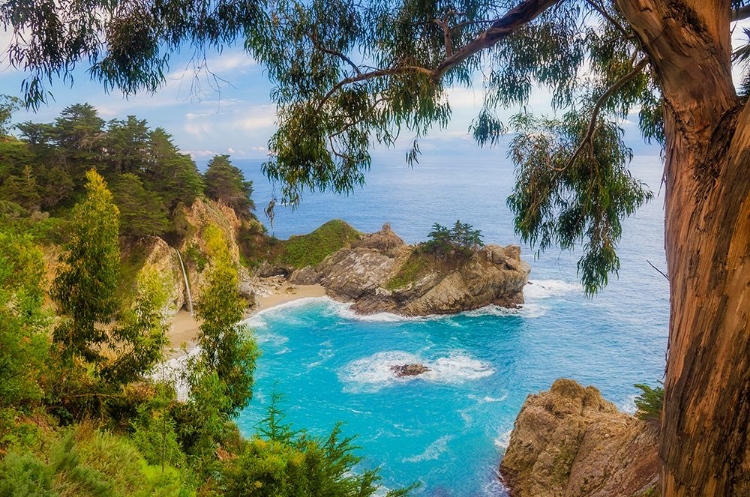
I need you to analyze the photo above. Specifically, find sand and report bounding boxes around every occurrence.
[166,283,327,357]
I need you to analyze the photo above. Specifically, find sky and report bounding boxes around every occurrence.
[1,18,748,162]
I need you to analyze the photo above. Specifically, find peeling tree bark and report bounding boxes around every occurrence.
[616,0,749,494]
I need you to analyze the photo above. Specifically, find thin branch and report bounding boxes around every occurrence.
[733,5,750,22]
[310,32,362,76]
[316,65,433,112]
[562,57,648,171]
[647,259,669,281]
[315,0,560,110]
[585,0,631,39]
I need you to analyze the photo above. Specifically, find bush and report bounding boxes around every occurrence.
[634,382,664,422]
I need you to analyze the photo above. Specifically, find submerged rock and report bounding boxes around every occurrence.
[500,378,660,497]
[390,364,430,377]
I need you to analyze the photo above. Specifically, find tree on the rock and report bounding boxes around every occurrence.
[4,1,750,494]
[203,155,256,220]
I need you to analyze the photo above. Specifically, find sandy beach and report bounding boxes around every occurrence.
[166,283,327,357]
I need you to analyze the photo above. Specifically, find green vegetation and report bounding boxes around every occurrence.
[0,143,407,497]
[634,383,664,423]
[278,219,361,268]
[424,221,484,258]
[243,219,361,270]
[204,155,256,221]
[386,252,432,290]
[0,103,255,240]
[386,221,482,290]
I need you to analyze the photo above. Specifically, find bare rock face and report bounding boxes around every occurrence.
[288,265,321,285]
[500,379,660,497]
[391,364,430,377]
[317,248,403,300]
[353,223,406,255]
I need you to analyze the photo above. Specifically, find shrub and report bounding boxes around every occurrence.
[634,382,664,422]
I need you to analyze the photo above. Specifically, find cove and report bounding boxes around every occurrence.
[236,278,666,495]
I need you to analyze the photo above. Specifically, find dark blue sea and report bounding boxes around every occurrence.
[219,153,669,495]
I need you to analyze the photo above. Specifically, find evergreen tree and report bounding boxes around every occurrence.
[195,224,258,417]
[52,169,120,363]
[204,155,256,220]
[111,173,170,237]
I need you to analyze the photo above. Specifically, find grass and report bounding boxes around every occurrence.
[276,219,361,269]
[385,251,432,290]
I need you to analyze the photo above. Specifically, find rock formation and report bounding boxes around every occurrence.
[500,379,660,497]
[290,223,530,316]
[391,364,430,377]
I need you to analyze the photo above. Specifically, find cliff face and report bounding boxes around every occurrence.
[289,224,530,316]
[500,379,660,497]
[133,198,250,316]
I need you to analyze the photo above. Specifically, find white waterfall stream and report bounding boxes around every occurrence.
[174,248,194,315]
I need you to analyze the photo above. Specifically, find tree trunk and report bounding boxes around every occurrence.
[617,0,750,494]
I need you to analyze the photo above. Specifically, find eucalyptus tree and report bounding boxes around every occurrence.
[3,0,750,494]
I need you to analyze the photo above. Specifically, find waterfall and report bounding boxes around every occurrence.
[174,248,194,315]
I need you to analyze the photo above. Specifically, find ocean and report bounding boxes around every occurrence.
[224,152,669,495]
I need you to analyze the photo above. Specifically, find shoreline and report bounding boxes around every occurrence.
[166,283,326,358]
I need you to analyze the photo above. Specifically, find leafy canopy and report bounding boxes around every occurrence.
[6,1,750,293]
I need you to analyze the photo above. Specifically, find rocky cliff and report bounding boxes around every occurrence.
[128,197,255,316]
[500,379,660,497]
[289,223,530,316]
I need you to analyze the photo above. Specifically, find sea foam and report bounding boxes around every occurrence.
[524,279,582,300]
[339,350,494,393]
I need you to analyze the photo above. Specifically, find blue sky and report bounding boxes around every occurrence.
[2,20,748,162]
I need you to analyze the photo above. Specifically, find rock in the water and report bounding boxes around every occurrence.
[390,364,430,377]
[500,378,660,497]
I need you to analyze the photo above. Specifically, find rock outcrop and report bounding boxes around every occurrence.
[133,198,254,317]
[295,223,530,316]
[391,364,430,377]
[500,379,660,497]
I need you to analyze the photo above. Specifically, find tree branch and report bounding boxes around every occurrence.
[562,57,648,171]
[585,0,631,39]
[316,65,434,112]
[310,32,362,76]
[315,0,560,111]
[432,0,559,82]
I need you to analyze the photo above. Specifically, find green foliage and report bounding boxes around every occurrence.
[385,251,431,290]
[0,229,49,409]
[195,224,258,417]
[0,425,189,497]
[102,265,169,386]
[220,396,414,497]
[424,220,484,257]
[132,385,184,474]
[204,155,256,220]
[1,105,208,239]
[634,382,664,423]
[276,219,360,268]
[183,244,207,273]
[52,170,121,363]
[506,112,652,294]
[0,95,20,136]
[112,173,170,237]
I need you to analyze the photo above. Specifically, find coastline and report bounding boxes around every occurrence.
[166,283,327,358]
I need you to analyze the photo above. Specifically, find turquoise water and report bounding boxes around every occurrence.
[228,153,669,495]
